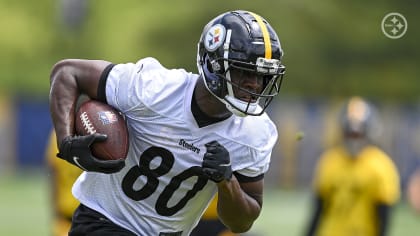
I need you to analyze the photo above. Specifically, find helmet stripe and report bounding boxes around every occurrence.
[249,12,272,59]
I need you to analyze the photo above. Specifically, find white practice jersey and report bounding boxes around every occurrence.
[73,57,278,236]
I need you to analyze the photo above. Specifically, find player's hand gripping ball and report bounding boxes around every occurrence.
[75,100,129,160]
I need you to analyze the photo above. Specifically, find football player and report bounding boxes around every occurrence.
[305,96,400,236]
[49,10,286,236]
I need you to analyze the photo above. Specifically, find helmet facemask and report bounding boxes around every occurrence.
[213,56,285,116]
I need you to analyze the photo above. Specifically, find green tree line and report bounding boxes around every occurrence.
[0,0,418,101]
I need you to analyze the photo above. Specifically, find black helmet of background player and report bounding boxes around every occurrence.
[197,10,286,117]
[339,96,381,156]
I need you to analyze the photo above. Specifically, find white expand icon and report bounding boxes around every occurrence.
[381,12,407,39]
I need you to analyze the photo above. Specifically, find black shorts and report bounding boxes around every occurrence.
[69,204,136,236]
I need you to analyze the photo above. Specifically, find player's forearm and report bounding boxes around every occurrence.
[49,61,79,145]
[216,177,261,233]
[305,196,323,236]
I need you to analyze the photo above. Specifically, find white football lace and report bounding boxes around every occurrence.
[80,112,97,135]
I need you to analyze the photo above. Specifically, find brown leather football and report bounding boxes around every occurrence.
[75,100,129,160]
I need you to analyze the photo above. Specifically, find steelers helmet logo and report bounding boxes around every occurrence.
[204,24,226,52]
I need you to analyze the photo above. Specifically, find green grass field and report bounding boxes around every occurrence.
[1,171,419,236]
[250,188,420,236]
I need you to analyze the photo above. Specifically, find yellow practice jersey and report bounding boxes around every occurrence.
[46,131,82,236]
[313,145,400,236]
[201,195,219,219]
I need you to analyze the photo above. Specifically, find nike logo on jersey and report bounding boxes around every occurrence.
[136,64,144,73]
[72,156,88,171]
[178,139,201,154]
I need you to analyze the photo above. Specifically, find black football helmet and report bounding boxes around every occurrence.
[197,10,286,116]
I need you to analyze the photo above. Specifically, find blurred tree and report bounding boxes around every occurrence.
[59,0,88,32]
[0,0,418,101]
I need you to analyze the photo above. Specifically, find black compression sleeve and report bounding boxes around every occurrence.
[97,64,115,104]
[233,172,264,183]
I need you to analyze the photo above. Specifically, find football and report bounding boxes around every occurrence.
[75,100,129,160]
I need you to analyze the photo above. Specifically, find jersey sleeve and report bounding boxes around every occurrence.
[371,148,401,205]
[104,58,152,112]
[235,148,271,177]
[104,57,189,118]
[234,115,278,178]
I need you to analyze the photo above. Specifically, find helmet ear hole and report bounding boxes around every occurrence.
[205,54,223,74]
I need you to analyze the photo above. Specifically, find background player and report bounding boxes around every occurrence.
[305,96,400,236]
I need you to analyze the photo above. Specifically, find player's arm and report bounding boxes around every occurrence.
[305,195,323,236]
[49,59,111,144]
[216,175,263,233]
[377,203,391,236]
[201,140,263,233]
[49,59,124,173]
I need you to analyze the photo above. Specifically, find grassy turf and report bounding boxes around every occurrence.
[1,172,419,236]
[250,188,420,236]
[0,171,50,236]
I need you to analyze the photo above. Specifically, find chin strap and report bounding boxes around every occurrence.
[224,95,258,117]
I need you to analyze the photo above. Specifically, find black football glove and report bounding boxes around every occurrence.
[57,133,125,174]
[202,140,232,183]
